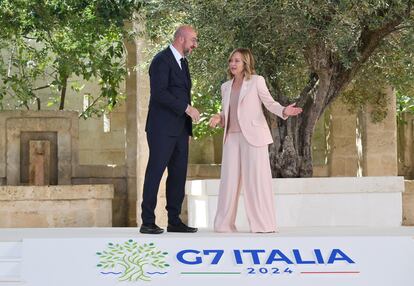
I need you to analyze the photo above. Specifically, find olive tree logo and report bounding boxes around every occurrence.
[96,240,169,282]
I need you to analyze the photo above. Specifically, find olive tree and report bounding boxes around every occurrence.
[143,0,414,177]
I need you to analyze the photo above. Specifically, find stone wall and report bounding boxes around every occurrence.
[0,111,79,185]
[361,86,398,176]
[78,107,127,166]
[0,111,129,227]
[325,87,398,177]
[72,165,127,226]
[67,82,127,166]
[327,100,358,176]
[0,185,113,227]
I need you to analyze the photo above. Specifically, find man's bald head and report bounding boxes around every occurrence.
[172,25,198,57]
[174,25,196,40]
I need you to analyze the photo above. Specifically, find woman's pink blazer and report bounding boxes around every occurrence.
[220,74,287,147]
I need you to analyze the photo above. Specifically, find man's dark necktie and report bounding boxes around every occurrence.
[180,57,190,81]
[180,57,191,102]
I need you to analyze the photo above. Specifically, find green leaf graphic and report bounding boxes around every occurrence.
[96,240,170,282]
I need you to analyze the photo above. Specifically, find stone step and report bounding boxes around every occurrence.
[186,176,404,229]
[187,164,221,179]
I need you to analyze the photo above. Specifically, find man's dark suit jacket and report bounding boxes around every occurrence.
[145,47,193,137]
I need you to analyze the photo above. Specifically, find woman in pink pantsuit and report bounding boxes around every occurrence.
[209,48,302,233]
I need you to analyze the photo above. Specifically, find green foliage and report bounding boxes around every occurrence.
[0,0,142,116]
[343,24,414,122]
[141,0,414,138]
[397,90,414,125]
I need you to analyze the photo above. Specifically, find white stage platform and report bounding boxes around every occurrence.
[1,227,413,286]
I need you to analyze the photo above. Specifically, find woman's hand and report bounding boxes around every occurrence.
[209,114,222,128]
[283,103,303,117]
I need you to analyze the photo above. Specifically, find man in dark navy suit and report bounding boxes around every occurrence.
[140,25,200,234]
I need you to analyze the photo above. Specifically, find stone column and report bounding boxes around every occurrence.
[124,22,138,226]
[361,86,398,176]
[134,22,152,227]
[398,113,414,178]
[328,100,358,176]
[403,180,414,226]
[312,112,329,177]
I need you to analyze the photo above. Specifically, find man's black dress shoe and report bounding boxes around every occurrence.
[167,222,198,233]
[140,223,164,234]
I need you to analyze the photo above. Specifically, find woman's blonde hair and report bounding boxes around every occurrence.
[227,48,256,80]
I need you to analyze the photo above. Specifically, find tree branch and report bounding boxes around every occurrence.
[33,84,51,91]
[353,19,403,71]
[350,0,413,75]
[325,12,411,105]
[390,24,414,32]
[23,35,37,40]
[80,94,104,118]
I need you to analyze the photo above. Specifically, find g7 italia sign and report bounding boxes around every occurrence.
[21,235,414,286]
[96,238,358,283]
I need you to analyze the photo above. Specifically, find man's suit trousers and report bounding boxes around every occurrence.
[141,129,189,225]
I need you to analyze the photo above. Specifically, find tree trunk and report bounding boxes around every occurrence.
[35,97,41,110]
[268,110,315,178]
[59,76,68,110]
[267,71,337,178]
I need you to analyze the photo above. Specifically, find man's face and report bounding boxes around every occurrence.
[182,30,198,56]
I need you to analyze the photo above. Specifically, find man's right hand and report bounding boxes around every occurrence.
[185,106,200,123]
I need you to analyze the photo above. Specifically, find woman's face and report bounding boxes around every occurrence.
[229,52,244,77]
